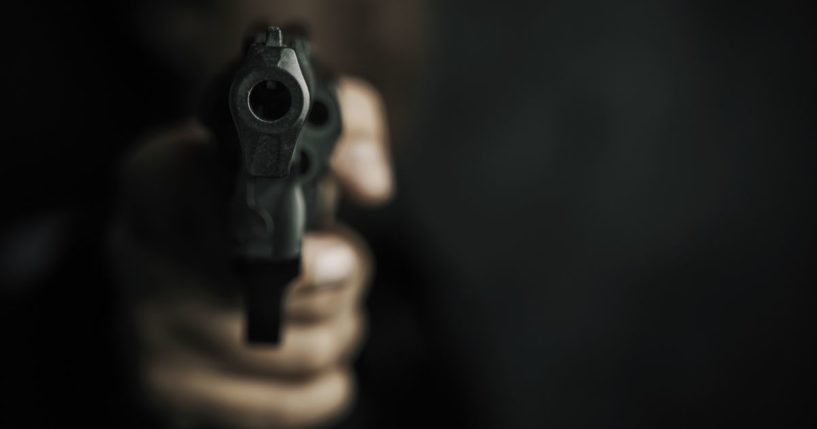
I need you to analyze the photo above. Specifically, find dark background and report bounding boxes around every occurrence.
[2,1,815,428]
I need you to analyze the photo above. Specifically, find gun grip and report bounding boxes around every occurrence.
[237,258,300,344]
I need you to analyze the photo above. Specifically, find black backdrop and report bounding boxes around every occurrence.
[386,1,817,427]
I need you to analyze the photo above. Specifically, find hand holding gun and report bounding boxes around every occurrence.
[111,25,392,427]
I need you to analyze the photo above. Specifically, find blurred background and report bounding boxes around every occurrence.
[2,0,815,428]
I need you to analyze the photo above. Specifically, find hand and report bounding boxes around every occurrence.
[110,78,392,429]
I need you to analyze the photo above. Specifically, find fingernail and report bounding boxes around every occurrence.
[343,139,393,200]
[311,238,356,287]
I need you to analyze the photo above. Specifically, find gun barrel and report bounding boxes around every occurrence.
[201,26,342,345]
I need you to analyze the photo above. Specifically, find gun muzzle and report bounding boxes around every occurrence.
[229,27,311,178]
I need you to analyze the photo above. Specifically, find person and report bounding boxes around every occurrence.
[2,1,424,428]
[106,2,414,427]
[110,77,393,428]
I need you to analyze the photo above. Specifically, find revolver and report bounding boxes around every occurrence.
[201,26,342,345]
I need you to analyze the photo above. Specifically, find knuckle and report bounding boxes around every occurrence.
[287,311,363,375]
[287,293,341,323]
[291,328,340,374]
[277,368,355,428]
[314,369,356,424]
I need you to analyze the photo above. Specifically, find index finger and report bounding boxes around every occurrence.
[330,78,394,206]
